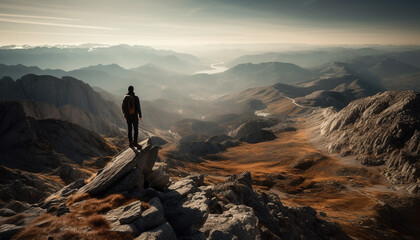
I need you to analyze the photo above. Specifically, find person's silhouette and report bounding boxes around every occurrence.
[122,86,142,148]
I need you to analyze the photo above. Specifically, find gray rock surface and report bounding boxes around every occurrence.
[201,204,260,240]
[78,148,139,195]
[135,222,177,240]
[78,143,158,196]
[0,224,23,240]
[319,91,420,183]
[146,162,170,190]
[16,99,123,136]
[106,197,166,237]
[133,197,166,233]
[0,74,125,129]
[160,176,210,238]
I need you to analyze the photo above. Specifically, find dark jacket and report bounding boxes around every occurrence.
[122,92,142,118]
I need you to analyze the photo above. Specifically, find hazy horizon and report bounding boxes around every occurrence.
[1,0,419,48]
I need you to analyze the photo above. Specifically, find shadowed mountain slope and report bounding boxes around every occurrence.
[0,101,117,204]
[0,75,125,129]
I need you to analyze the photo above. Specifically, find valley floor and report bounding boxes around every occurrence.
[161,121,419,239]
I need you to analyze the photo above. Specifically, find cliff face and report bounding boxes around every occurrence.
[15,99,123,136]
[0,75,125,129]
[319,90,420,183]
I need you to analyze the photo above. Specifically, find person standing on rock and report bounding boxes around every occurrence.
[122,86,142,149]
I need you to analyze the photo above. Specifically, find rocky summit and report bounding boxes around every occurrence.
[1,140,349,240]
[319,90,420,184]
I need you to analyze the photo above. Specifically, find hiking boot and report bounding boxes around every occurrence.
[134,142,142,150]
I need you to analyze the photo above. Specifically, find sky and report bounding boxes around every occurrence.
[0,0,419,47]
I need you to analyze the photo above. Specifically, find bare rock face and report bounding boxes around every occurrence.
[79,143,158,196]
[201,204,260,240]
[17,99,123,136]
[319,90,420,183]
[134,222,177,240]
[0,75,125,128]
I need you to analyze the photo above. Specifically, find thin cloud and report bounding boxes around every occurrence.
[0,17,117,30]
[0,13,78,21]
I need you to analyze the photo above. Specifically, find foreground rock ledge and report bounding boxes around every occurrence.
[78,141,159,196]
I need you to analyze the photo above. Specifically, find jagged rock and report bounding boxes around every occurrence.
[135,222,177,240]
[227,171,253,188]
[105,168,144,195]
[0,208,16,217]
[78,148,138,195]
[165,178,198,200]
[107,197,166,237]
[3,200,30,213]
[133,197,166,234]
[164,191,209,237]
[239,129,276,143]
[0,224,23,240]
[319,91,420,183]
[79,144,157,196]
[201,204,260,240]
[137,143,160,176]
[146,163,170,190]
[118,201,144,224]
[215,172,350,239]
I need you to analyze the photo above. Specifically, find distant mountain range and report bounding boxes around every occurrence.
[0,45,207,74]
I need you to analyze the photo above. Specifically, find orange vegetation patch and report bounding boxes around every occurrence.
[14,194,136,240]
[164,127,401,239]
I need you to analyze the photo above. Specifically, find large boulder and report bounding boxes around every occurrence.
[78,143,158,196]
[201,204,260,240]
[146,163,170,190]
[163,187,209,237]
[135,222,177,240]
[107,197,166,237]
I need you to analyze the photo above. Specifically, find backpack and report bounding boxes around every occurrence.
[125,95,136,115]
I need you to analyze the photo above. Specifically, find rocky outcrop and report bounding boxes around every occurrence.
[319,91,420,183]
[79,142,159,196]
[230,119,277,144]
[3,138,349,240]
[230,118,277,139]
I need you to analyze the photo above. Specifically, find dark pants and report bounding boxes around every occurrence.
[126,115,139,143]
